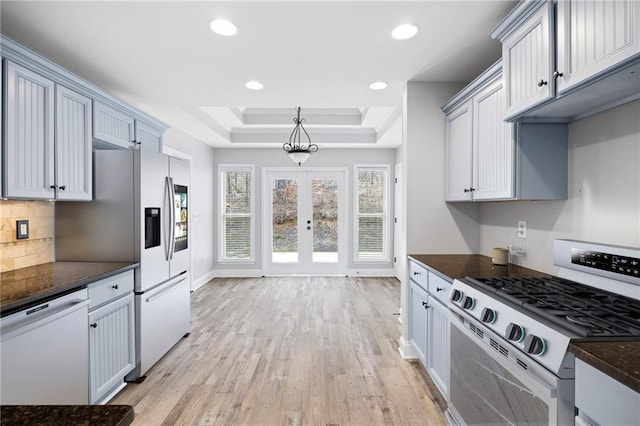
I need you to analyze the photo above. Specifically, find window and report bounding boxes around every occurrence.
[219,165,254,261]
[355,165,390,261]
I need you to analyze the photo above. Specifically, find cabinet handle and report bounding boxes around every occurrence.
[553,71,563,79]
[436,287,444,292]
[413,271,421,276]
[422,301,430,309]
[464,188,470,193]
[470,187,475,192]
[537,79,548,87]
[306,226,311,230]
[59,185,66,191]
[90,323,98,328]
[50,185,57,189]
[112,284,119,290]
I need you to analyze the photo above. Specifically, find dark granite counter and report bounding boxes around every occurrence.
[570,340,640,394]
[0,405,134,426]
[408,253,550,281]
[0,262,138,317]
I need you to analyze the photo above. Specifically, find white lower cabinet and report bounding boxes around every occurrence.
[427,296,449,397]
[408,259,451,399]
[409,280,429,368]
[88,271,135,404]
[575,358,640,425]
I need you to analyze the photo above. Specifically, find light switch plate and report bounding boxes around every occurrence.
[16,220,29,239]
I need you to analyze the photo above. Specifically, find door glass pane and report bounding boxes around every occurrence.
[312,178,338,263]
[272,179,298,263]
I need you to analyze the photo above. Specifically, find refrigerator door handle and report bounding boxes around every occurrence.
[164,176,172,261]
[169,177,176,260]
[145,275,187,303]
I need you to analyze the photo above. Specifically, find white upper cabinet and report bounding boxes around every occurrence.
[492,0,640,121]
[55,85,92,201]
[4,61,56,199]
[500,1,555,120]
[472,78,514,201]
[93,100,163,151]
[135,120,163,152]
[442,61,568,202]
[445,101,473,201]
[93,101,135,149]
[556,0,640,94]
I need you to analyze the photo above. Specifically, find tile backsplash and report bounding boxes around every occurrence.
[0,200,54,272]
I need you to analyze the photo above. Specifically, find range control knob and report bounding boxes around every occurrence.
[506,322,525,342]
[462,296,475,310]
[450,289,464,303]
[480,307,497,324]
[524,335,546,355]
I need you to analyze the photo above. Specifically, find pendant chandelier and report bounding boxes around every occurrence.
[282,107,318,166]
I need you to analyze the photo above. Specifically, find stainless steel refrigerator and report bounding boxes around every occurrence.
[56,149,190,381]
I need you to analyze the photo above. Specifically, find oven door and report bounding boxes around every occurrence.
[447,309,574,426]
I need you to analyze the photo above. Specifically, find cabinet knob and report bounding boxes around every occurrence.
[90,323,98,328]
[112,284,119,290]
[537,79,548,87]
[59,185,66,191]
[306,226,311,230]
[553,71,564,79]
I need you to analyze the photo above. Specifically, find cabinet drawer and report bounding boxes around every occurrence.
[88,270,134,310]
[428,272,452,305]
[408,260,428,290]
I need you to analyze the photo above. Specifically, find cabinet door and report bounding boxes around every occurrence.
[4,61,55,199]
[502,2,555,119]
[472,78,515,200]
[556,0,640,94]
[93,101,134,149]
[427,298,449,398]
[55,85,92,201]
[409,280,429,368]
[135,120,163,152]
[88,293,135,404]
[444,101,473,201]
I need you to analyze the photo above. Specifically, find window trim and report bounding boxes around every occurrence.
[353,164,391,263]
[218,164,255,262]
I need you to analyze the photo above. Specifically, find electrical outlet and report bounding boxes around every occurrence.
[517,220,527,239]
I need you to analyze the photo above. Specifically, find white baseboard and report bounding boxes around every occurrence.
[398,335,417,359]
[191,270,216,292]
[346,268,395,277]
[211,269,263,278]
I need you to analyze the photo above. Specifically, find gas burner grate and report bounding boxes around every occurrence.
[467,276,640,337]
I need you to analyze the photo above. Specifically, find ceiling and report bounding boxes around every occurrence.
[0,1,516,149]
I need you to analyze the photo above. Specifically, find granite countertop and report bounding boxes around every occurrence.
[0,405,134,426]
[570,340,640,394]
[409,253,550,281]
[0,261,138,317]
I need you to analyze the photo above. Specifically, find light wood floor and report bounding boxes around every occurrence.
[111,277,447,425]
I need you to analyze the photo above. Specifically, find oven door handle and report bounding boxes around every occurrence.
[449,309,559,401]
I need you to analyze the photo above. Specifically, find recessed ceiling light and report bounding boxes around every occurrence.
[245,81,264,90]
[210,19,237,36]
[369,81,388,90]
[391,24,418,40]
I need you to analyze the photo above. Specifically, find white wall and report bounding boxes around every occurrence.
[399,81,481,353]
[163,128,216,290]
[479,100,640,275]
[213,148,397,275]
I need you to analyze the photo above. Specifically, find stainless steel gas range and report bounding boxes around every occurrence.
[446,240,640,426]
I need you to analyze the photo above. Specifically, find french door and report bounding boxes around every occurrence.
[264,169,346,275]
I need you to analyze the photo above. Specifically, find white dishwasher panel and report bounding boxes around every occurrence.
[1,289,90,404]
